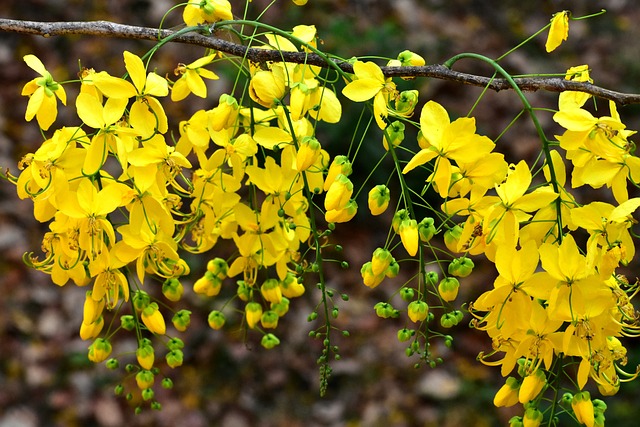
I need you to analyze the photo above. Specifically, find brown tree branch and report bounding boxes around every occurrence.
[1,18,640,105]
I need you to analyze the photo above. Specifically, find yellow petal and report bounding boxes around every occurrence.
[342,78,382,102]
[545,11,569,53]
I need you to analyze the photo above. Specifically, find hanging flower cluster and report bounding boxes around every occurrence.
[6,1,640,424]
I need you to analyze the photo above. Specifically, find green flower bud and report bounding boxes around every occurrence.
[236,280,253,302]
[400,287,415,302]
[135,370,155,390]
[367,184,391,216]
[207,257,229,279]
[425,271,439,286]
[386,261,400,278]
[133,290,150,311]
[418,217,437,243]
[395,90,419,115]
[397,328,414,342]
[208,310,226,330]
[166,349,184,369]
[443,225,463,253]
[162,278,184,302]
[172,310,192,332]
[440,312,458,328]
[167,337,184,350]
[392,209,410,233]
[438,277,460,302]
[261,333,281,349]
[260,310,279,329]
[374,302,396,319]
[407,301,429,323]
[383,120,405,150]
[448,257,474,278]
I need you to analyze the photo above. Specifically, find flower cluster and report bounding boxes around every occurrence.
[7,1,640,424]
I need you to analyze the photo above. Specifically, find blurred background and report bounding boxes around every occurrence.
[1,0,639,426]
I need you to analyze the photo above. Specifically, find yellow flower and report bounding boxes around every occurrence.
[403,101,496,198]
[22,54,67,130]
[75,92,132,175]
[483,160,558,247]
[183,0,233,26]
[342,61,396,129]
[545,11,569,53]
[249,66,287,108]
[171,54,219,101]
[123,51,169,138]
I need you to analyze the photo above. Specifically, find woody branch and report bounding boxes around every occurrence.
[1,17,640,105]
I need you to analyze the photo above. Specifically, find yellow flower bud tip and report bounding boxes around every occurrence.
[361,262,385,289]
[398,219,419,256]
[325,199,358,224]
[166,349,184,368]
[324,155,353,191]
[493,377,520,407]
[172,310,192,332]
[397,50,426,67]
[141,303,166,335]
[324,174,354,211]
[245,302,263,329]
[438,277,460,302]
[572,391,595,427]
[135,370,155,390]
[208,310,226,330]
[79,316,104,340]
[280,277,305,298]
[392,209,410,233]
[260,311,279,329]
[136,344,155,371]
[407,300,429,323]
[518,370,546,404]
[523,408,543,427]
[206,257,229,278]
[368,184,390,216]
[260,279,283,304]
[88,338,112,363]
[545,11,570,53]
[371,248,394,276]
[162,278,184,302]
